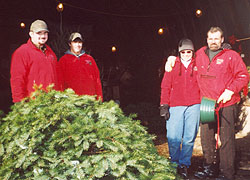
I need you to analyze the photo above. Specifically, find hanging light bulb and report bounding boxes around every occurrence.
[57,3,64,12]
[20,22,25,29]
[112,46,117,52]
[158,28,164,35]
[196,9,202,17]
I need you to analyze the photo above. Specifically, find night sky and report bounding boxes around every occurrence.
[1,0,250,112]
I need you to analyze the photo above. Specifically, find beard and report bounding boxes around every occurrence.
[209,43,221,51]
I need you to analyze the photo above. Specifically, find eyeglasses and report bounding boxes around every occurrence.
[180,50,192,54]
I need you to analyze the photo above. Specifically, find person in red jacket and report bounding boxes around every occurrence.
[160,39,200,179]
[10,20,61,103]
[59,32,103,100]
[165,27,249,180]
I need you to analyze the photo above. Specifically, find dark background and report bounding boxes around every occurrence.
[1,0,250,114]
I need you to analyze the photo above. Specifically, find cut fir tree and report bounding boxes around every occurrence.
[0,85,178,180]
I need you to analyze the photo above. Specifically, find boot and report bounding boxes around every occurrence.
[177,165,189,179]
[194,162,219,179]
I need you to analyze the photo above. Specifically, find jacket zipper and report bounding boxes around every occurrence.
[206,51,223,72]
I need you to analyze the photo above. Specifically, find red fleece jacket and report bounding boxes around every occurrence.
[196,47,249,107]
[59,52,103,100]
[10,39,60,103]
[161,57,200,107]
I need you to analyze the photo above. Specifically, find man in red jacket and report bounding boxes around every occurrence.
[59,32,103,100]
[165,27,249,180]
[10,20,61,103]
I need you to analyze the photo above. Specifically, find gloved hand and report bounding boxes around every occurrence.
[217,89,234,103]
[165,56,177,72]
[160,104,170,120]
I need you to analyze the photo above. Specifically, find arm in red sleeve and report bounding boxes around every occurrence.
[96,77,103,101]
[160,71,172,105]
[10,49,29,103]
[92,59,103,101]
[227,52,249,93]
[56,59,64,91]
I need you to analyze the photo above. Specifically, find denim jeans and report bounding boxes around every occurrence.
[166,104,200,167]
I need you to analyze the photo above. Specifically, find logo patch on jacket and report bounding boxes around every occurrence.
[85,60,92,65]
[216,59,224,64]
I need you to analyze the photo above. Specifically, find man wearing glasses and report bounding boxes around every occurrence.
[10,20,61,103]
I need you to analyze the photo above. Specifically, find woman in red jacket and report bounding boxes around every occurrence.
[160,39,200,179]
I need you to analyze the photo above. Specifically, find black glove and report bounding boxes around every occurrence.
[160,104,170,120]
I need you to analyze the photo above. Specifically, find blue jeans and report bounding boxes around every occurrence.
[166,104,200,167]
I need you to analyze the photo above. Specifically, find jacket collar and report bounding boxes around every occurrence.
[65,49,85,57]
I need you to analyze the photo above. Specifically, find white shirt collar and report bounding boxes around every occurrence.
[181,59,191,68]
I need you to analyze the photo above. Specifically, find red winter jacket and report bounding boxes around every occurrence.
[10,39,61,103]
[160,57,200,107]
[59,51,103,100]
[196,47,249,107]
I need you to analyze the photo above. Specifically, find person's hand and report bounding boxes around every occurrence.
[217,89,234,103]
[160,104,170,120]
[165,56,177,72]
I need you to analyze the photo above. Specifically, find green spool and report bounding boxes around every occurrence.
[200,97,216,123]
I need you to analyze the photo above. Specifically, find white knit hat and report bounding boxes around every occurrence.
[178,39,194,52]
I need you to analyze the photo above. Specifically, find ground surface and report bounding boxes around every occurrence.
[155,131,250,180]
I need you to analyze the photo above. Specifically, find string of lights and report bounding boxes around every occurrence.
[54,1,250,42]
[16,0,250,55]
[16,1,205,53]
[55,0,203,18]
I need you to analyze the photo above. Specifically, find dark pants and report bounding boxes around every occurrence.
[200,104,237,179]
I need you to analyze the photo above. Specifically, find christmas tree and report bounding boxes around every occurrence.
[0,85,178,179]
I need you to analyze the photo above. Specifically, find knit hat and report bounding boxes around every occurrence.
[30,20,49,33]
[69,32,83,42]
[178,39,194,52]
